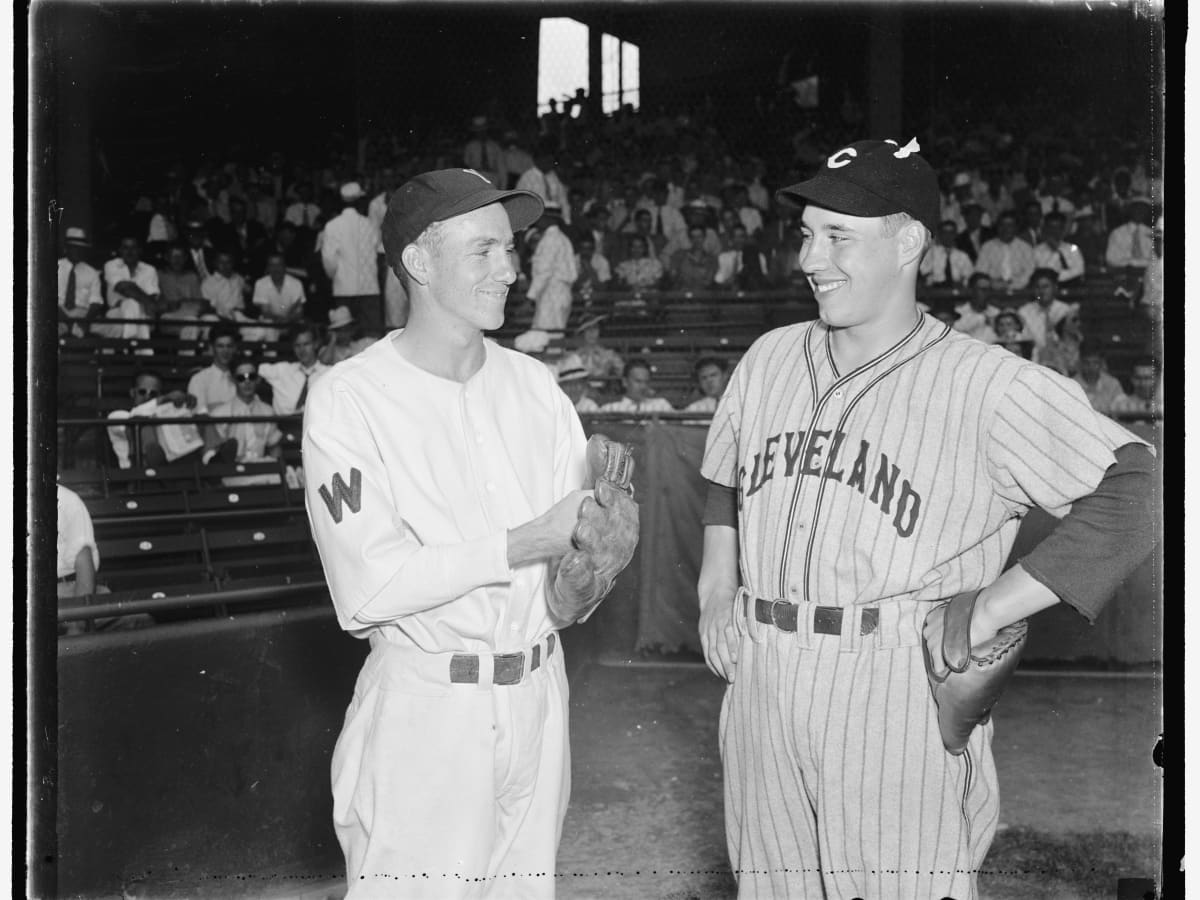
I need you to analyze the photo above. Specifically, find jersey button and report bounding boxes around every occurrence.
[833,389,844,398]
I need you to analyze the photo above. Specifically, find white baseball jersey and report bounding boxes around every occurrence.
[701,312,1140,898]
[303,334,588,897]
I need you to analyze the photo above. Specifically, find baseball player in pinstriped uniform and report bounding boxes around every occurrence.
[697,140,1158,899]
[303,169,596,898]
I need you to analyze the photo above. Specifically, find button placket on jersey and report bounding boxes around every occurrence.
[460,388,500,526]
[789,384,848,602]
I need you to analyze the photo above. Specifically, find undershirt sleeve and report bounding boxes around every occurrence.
[1017,442,1159,623]
[702,480,738,528]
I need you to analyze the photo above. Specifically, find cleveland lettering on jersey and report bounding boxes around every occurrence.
[318,468,363,524]
[738,428,922,537]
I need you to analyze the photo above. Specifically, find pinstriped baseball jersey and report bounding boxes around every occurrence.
[701,312,1139,611]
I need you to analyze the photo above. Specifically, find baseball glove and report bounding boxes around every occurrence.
[548,434,639,626]
[922,590,1029,755]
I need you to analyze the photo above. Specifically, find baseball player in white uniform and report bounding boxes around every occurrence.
[697,140,1158,899]
[304,169,594,898]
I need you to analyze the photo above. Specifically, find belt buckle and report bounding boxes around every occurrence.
[769,600,788,631]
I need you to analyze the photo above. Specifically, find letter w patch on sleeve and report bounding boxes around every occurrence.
[318,468,363,524]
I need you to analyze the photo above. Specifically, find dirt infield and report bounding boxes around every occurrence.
[556,663,1162,900]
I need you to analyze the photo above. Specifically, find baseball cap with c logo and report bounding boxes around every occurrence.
[776,138,941,232]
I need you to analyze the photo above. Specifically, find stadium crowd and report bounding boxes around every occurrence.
[58,90,1163,479]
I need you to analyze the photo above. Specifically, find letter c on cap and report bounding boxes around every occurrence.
[827,148,857,169]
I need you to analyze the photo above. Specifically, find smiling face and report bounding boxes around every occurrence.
[422,203,517,333]
[799,205,909,332]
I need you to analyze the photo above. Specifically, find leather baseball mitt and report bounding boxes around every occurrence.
[549,434,639,626]
[922,589,1028,755]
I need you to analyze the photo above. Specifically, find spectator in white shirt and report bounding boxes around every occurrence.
[107,370,208,469]
[187,323,241,409]
[1072,345,1127,416]
[257,322,328,423]
[1037,172,1075,221]
[204,357,283,465]
[321,181,384,335]
[252,252,307,340]
[1108,356,1162,419]
[1105,196,1155,271]
[526,205,578,333]
[714,225,769,289]
[683,357,731,413]
[1033,212,1086,287]
[95,236,160,339]
[500,129,535,190]
[201,251,250,320]
[463,116,505,188]
[515,149,570,224]
[284,182,322,230]
[919,220,975,288]
[600,359,675,414]
[953,273,1001,343]
[57,227,104,337]
[974,212,1036,292]
[1016,269,1080,360]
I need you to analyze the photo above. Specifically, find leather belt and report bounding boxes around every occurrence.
[754,598,879,636]
[449,633,556,685]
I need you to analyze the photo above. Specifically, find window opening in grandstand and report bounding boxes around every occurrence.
[537,18,589,117]
[601,33,640,114]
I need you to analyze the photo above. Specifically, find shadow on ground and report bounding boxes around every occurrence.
[557,663,1161,900]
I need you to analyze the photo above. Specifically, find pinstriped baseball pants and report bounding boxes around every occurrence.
[721,618,999,900]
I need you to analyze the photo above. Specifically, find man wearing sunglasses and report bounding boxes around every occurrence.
[202,358,283,467]
[105,370,208,469]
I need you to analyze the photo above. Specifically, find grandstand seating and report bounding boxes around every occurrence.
[54,278,1159,632]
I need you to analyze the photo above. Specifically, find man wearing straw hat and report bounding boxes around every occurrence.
[57,226,104,337]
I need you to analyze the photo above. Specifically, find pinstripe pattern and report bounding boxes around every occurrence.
[701,313,1143,899]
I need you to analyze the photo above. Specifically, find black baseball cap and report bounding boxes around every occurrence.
[382,168,543,271]
[776,139,940,232]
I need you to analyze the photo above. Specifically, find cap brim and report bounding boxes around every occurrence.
[776,177,899,219]
[439,189,544,233]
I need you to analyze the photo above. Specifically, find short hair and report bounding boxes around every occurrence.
[880,212,933,252]
[1023,199,1042,214]
[287,321,319,344]
[997,211,1018,225]
[233,354,259,373]
[968,272,992,288]
[622,359,652,379]
[131,369,165,387]
[208,322,241,346]
[393,219,448,287]
[1076,341,1104,360]
[1043,212,1067,228]
[1031,267,1059,284]
[938,219,959,232]
[693,356,729,377]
